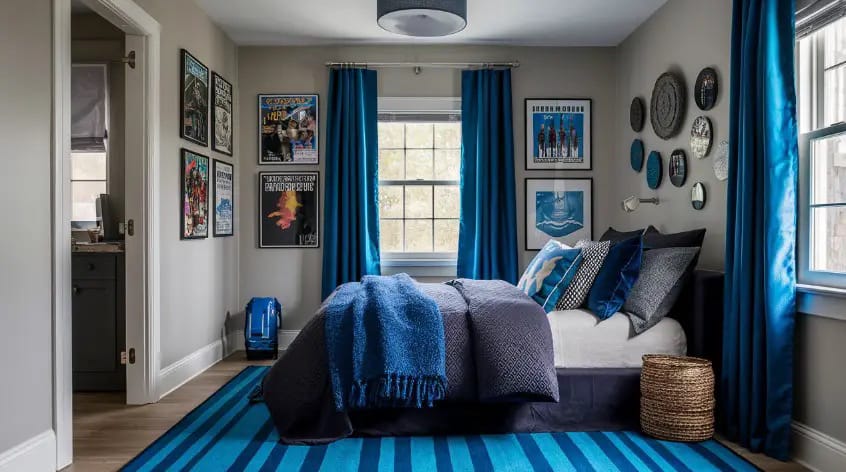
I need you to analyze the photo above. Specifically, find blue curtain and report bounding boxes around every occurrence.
[321,68,380,299]
[722,0,798,460]
[457,69,519,283]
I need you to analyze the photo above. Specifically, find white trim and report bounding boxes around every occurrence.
[797,283,846,298]
[0,430,56,472]
[797,291,846,322]
[792,421,846,472]
[224,330,301,354]
[157,340,223,400]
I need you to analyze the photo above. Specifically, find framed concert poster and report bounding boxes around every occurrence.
[180,149,209,240]
[258,172,319,248]
[180,49,209,146]
[525,98,592,170]
[212,159,234,237]
[258,94,318,165]
[524,178,593,250]
[211,72,233,156]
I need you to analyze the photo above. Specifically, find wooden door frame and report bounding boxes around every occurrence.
[52,0,161,468]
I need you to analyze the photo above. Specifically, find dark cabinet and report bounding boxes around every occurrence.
[72,252,126,391]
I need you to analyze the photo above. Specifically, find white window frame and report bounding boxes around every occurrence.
[378,97,461,276]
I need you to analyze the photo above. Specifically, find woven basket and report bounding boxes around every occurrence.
[640,354,715,442]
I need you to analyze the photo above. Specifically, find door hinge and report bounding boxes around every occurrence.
[126,219,135,236]
[120,350,127,365]
[128,348,136,364]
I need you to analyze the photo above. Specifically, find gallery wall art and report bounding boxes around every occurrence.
[258,172,320,248]
[258,94,319,165]
[213,159,234,237]
[180,148,209,239]
[180,49,209,147]
[525,99,592,170]
[525,178,593,250]
[211,72,233,156]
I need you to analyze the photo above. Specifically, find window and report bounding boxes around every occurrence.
[71,63,109,229]
[377,98,461,262]
[71,151,108,229]
[798,13,846,287]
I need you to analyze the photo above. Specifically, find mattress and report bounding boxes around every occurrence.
[547,309,687,368]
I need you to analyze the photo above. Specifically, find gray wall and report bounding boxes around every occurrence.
[0,0,54,453]
[134,0,240,368]
[237,45,617,330]
[611,0,732,270]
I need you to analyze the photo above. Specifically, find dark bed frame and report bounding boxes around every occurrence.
[348,270,725,436]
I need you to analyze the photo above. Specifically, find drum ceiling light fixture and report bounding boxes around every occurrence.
[377,0,467,37]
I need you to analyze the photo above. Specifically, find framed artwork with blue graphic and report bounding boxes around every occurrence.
[525,98,592,170]
[525,178,593,250]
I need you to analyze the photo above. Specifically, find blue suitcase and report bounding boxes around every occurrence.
[245,297,282,360]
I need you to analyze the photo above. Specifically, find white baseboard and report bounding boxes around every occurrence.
[792,421,846,472]
[224,329,300,355]
[0,430,55,472]
[158,339,223,400]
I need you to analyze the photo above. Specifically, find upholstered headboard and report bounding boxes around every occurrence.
[669,269,724,374]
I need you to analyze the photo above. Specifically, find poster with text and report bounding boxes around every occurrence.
[213,159,234,237]
[525,99,591,170]
[180,49,209,146]
[212,72,233,155]
[181,149,209,239]
[525,178,592,250]
[259,94,318,164]
[259,172,319,248]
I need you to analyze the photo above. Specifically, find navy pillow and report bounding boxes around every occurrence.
[585,235,643,320]
[517,240,583,312]
[600,227,645,244]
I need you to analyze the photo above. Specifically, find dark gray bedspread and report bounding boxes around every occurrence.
[261,279,558,444]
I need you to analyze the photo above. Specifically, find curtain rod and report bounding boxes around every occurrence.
[325,61,519,69]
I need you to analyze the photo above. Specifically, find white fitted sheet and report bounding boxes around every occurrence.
[547,309,687,368]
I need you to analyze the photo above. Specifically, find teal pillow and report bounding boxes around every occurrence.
[586,235,643,320]
[517,240,583,312]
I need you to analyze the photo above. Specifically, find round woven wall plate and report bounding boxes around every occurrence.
[692,182,707,210]
[631,139,645,172]
[690,116,712,159]
[695,67,718,111]
[630,97,645,132]
[650,72,686,140]
[647,151,663,189]
[669,149,687,187]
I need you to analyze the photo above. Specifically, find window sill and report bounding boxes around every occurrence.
[381,258,457,279]
[796,284,846,322]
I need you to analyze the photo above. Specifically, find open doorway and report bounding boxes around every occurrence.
[53,0,161,468]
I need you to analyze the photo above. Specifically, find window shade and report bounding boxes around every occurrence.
[71,64,108,152]
[797,0,846,39]
[377,112,460,122]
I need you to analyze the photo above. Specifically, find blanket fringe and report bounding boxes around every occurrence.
[349,374,446,409]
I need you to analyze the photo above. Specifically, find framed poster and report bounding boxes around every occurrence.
[211,72,233,156]
[258,172,319,248]
[525,98,592,170]
[180,49,209,146]
[258,94,319,165]
[525,178,593,250]
[180,149,209,239]
[213,159,234,237]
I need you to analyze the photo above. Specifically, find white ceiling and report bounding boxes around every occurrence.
[194,0,668,47]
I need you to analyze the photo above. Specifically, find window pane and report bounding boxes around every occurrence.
[406,150,434,180]
[811,132,846,205]
[379,149,405,180]
[434,185,460,218]
[72,181,107,222]
[811,206,846,273]
[824,17,846,68]
[380,219,403,252]
[405,123,433,148]
[434,122,461,148]
[405,185,432,218]
[824,65,846,127]
[434,219,459,252]
[379,185,403,218]
[405,219,433,252]
[378,122,405,149]
[71,151,107,180]
[434,149,460,180]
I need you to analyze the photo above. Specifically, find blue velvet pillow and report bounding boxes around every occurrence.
[517,240,583,312]
[585,234,643,320]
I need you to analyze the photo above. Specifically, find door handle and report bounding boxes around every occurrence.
[127,219,134,236]
[72,285,79,295]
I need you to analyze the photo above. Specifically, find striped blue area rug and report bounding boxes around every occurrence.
[123,366,759,471]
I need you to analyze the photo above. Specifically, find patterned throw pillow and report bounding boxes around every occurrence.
[585,235,644,320]
[517,240,584,312]
[555,240,611,310]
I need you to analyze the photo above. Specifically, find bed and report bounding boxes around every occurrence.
[261,270,724,443]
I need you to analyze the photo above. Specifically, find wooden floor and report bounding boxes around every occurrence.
[66,353,806,471]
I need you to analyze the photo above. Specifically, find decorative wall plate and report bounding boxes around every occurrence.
[669,149,687,187]
[647,151,663,189]
[695,67,718,111]
[630,97,645,132]
[650,72,686,139]
[690,116,712,159]
[692,182,707,210]
[714,140,729,181]
[631,139,644,172]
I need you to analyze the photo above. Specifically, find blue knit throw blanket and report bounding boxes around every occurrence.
[324,274,446,411]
